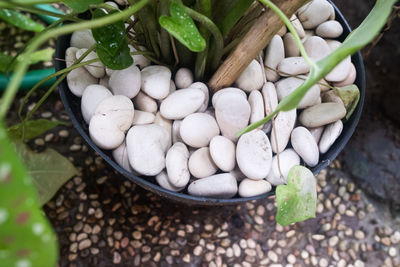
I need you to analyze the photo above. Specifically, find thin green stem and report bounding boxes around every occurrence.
[6,0,58,4]
[258,0,315,68]
[183,6,224,71]
[0,0,149,120]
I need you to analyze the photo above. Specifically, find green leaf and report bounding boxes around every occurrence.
[0,52,13,72]
[91,8,133,70]
[239,0,396,136]
[218,0,254,37]
[62,0,104,13]
[0,122,58,267]
[0,9,45,32]
[334,85,360,120]
[275,165,317,226]
[159,1,206,52]
[7,119,67,141]
[0,48,54,73]
[15,142,78,206]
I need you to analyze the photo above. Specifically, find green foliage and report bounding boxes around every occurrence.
[159,1,206,52]
[7,119,67,141]
[275,165,317,226]
[0,123,58,267]
[0,9,45,32]
[91,9,133,70]
[217,0,254,37]
[238,0,397,136]
[0,48,54,72]
[63,0,104,13]
[15,142,78,206]
[334,85,360,120]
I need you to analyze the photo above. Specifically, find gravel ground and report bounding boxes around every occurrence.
[4,0,399,266]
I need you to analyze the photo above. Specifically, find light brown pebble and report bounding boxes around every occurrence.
[193,246,203,256]
[59,130,69,138]
[78,239,92,250]
[355,230,365,240]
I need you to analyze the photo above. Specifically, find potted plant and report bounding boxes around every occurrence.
[0,0,396,265]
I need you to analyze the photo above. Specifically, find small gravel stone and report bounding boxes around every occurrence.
[355,230,365,240]
[59,130,69,138]
[113,251,121,264]
[354,260,365,267]
[268,251,278,262]
[319,258,328,267]
[193,246,203,256]
[78,239,92,250]
[233,243,241,257]
[312,234,325,241]
[391,231,400,244]
[388,247,397,257]
[287,254,296,264]
[329,236,339,247]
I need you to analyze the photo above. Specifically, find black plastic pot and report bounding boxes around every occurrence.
[55,1,365,205]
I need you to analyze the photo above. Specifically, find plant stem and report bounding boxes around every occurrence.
[0,0,149,120]
[183,6,223,71]
[258,0,314,68]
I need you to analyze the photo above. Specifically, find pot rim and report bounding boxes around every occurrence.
[55,0,365,206]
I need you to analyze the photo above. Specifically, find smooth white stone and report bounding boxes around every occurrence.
[128,45,151,69]
[275,76,320,109]
[141,65,171,99]
[325,56,351,82]
[299,103,346,128]
[81,84,112,124]
[94,95,134,132]
[112,141,132,172]
[75,49,105,78]
[104,1,119,9]
[266,149,301,186]
[154,112,172,149]
[316,20,343,38]
[209,135,236,172]
[304,36,331,61]
[297,0,332,29]
[166,142,190,188]
[264,35,285,82]
[236,129,273,180]
[65,47,78,68]
[89,114,125,150]
[133,92,158,113]
[180,113,220,148]
[309,126,324,143]
[334,63,357,87]
[67,67,98,97]
[283,33,300,57]
[277,57,310,77]
[172,120,183,144]
[189,82,209,112]
[215,92,251,142]
[212,87,247,108]
[235,59,264,92]
[175,68,194,89]
[160,88,205,120]
[188,173,238,198]
[239,179,272,197]
[70,29,96,49]
[291,126,319,167]
[290,14,306,38]
[262,82,278,116]
[126,124,170,176]
[319,120,343,154]
[156,171,184,192]
[248,90,265,128]
[271,109,297,153]
[188,147,218,179]
[132,110,155,125]
[109,64,141,98]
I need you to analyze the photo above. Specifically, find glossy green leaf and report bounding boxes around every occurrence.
[275,165,317,226]
[91,9,133,70]
[0,122,58,266]
[334,85,360,120]
[15,142,78,206]
[7,119,67,141]
[62,0,104,13]
[159,1,206,52]
[0,9,45,32]
[239,0,396,136]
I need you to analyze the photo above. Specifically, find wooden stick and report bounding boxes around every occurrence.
[208,0,309,93]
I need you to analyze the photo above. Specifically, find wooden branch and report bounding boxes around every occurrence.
[208,0,309,93]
